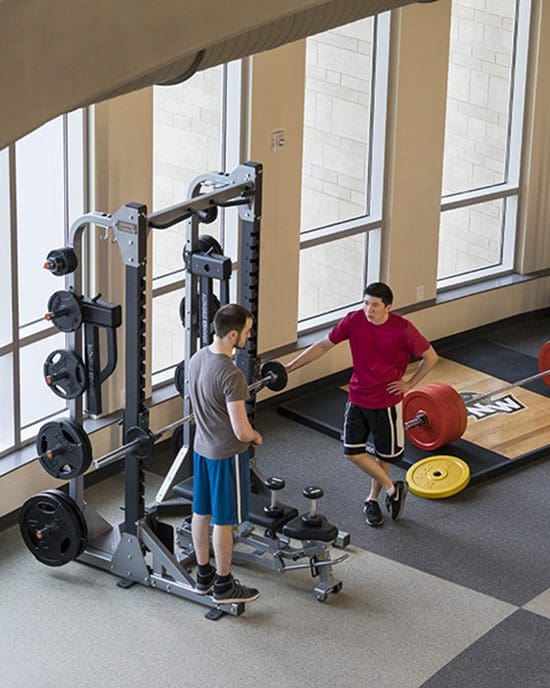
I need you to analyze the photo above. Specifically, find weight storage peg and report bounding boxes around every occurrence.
[36,419,93,479]
[19,489,87,566]
[45,290,83,332]
[43,247,78,276]
[43,349,88,400]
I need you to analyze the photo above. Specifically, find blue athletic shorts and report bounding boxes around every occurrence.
[193,451,250,526]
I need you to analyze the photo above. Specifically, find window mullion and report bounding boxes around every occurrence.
[9,144,21,448]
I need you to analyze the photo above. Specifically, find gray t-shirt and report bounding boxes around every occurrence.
[188,347,250,459]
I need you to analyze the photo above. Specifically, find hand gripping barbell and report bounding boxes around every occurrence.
[403,341,550,451]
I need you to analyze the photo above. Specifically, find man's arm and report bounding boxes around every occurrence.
[285,336,336,374]
[387,345,439,396]
[227,400,263,446]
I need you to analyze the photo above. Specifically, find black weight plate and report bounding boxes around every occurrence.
[36,419,93,479]
[44,349,88,399]
[46,290,83,332]
[171,425,184,459]
[174,360,185,396]
[198,234,223,255]
[260,361,288,392]
[19,490,87,566]
[44,247,78,276]
[179,293,221,329]
[49,489,88,557]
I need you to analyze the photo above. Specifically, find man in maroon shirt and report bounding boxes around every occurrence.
[286,283,438,526]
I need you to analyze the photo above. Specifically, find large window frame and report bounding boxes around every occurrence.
[438,0,531,290]
[151,61,243,387]
[298,12,390,333]
[0,111,88,459]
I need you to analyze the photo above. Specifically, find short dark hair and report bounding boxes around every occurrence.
[214,304,253,338]
[363,282,393,306]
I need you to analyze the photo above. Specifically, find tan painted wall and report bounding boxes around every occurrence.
[383,1,451,304]
[247,41,306,353]
[517,0,550,272]
[93,88,153,412]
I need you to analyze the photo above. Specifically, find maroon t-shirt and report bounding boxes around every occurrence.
[329,310,430,409]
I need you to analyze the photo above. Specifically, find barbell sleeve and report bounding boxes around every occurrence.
[404,415,427,431]
[467,368,550,406]
[93,412,194,470]
[248,372,277,393]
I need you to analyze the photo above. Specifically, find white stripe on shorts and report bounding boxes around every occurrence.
[234,454,242,524]
[376,402,404,459]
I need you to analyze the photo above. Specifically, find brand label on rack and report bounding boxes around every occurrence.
[118,221,137,234]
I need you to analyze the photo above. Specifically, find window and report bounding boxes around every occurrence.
[0,112,86,457]
[298,13,390,328]
[438,0,531,287]
[151,63,242,385]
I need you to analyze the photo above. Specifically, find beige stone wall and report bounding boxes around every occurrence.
[301,18,374,230]
[439,0,516,278]
[152,67,223,279]
[151,67,223,375]
[299,17,374,320]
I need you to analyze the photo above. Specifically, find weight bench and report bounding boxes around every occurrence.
[173,475,349,602]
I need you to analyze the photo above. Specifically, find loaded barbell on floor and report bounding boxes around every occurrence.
[403,341,550,451]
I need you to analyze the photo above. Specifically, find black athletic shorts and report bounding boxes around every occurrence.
[342,400,404,463]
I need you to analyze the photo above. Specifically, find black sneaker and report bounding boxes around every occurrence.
[385,481,408,521]
[195,568,216,595]
[363,499,383,527]
[213,577,260,604]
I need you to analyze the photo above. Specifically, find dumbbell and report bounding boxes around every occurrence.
[301,486,324,527]
[263,476,285,519]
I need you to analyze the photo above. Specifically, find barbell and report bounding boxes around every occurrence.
[403,341,550,451]
[37,360,288,477]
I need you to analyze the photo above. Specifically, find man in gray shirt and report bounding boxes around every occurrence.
[189,303,262,604]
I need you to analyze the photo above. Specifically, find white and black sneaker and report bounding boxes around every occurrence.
[385,481,408,521]
[363,500,383,527]
[213,576,260,604]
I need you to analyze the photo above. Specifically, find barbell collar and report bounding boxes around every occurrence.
[403,414,427,431]
[248,373,276,393]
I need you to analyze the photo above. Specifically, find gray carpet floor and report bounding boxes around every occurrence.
[2,412,549,688]
[254,408,550,607]
[2,315,549,688]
